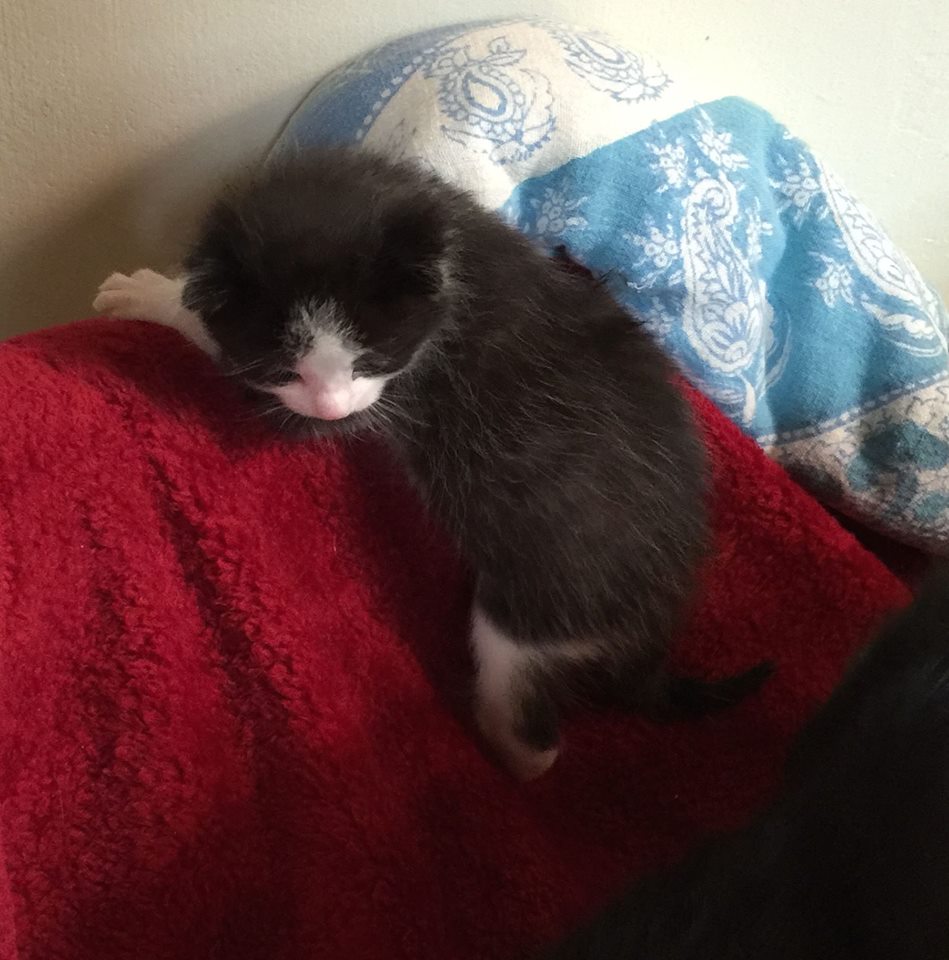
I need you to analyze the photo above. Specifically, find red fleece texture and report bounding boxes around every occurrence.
[0,320,909,960]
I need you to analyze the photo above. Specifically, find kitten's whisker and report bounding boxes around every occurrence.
[221,357,274,378]
[250,400,292,424]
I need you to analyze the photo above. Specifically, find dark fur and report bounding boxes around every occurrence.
[182,148,768,764]
[546,567,949,958]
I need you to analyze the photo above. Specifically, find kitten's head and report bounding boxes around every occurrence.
[182,149,456,432]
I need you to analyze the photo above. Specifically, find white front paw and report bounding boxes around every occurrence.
[92,269,179,321]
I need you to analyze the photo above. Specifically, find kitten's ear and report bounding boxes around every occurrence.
[377,202,449,298]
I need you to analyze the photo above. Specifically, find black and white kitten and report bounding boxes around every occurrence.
[94,148,768,780]
[546,568,949,959]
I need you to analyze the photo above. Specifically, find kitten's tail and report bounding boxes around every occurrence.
[654,661,775,720]
[599,660,774,721]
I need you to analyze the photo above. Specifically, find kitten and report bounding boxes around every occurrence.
[94,148,769,780]
[545,567,949,959]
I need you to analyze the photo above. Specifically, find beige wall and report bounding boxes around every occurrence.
[1,0,946,339]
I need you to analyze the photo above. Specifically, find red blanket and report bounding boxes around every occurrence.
[0,320,909,960]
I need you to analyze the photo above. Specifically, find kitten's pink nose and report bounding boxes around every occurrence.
[309,390,351,421]
[270,376,354,421]
[294,360,355,420]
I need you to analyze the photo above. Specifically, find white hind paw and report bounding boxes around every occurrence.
[474,701,560,782]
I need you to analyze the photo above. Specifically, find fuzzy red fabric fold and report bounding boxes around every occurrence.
[0,320,908,959]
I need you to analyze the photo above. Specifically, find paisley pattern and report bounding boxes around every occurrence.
[423,36,555,163]
[769,381,949,546]
[543,25,671,102]
[818,162,949,359]
[503,102,792,438]
[679,176,774,424]
[529,183,588,239]
[271,17,949,552]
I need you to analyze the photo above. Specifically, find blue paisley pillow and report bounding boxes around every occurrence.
[271,17,949,552]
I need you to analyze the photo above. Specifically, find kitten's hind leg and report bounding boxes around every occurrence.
[93,269,219,358]
[471,605,561,782]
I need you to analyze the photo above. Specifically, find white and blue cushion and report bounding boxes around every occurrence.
[271,17,949,551]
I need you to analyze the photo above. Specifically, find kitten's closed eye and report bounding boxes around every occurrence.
[258,369,301,387]
[352,352,396,377]
[224,359,300,388]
